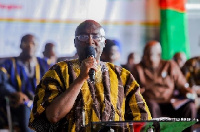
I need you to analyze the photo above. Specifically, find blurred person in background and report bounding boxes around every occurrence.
[43,42,57,66]
[57,52,79,62]
[173,52,187,68]
[182,56,200,87]
[172,52,187,98]
[0,34,49,132]
[100,39,121,65]
[131,40,196,124]
[121,52,140,71]
[182,56,200,121]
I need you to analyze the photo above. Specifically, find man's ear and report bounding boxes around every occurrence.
[20,42,23,49]
[74,39,76,47]
[103,39,106,47]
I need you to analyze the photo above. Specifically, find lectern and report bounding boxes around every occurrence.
[83,120,197,132]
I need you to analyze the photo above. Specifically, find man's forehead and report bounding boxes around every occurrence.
[100,28,105,36]
[22,37,38,47]
[23,36,35,42]
[75,20,105,35]
[76,26,102,34]
[150,43,161,53]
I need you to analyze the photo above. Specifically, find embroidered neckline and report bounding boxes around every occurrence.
[71,59,105,84]
[17,57,38,78]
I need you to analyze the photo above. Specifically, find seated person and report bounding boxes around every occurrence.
[173,52,187,68]
[42,42,57,66]
[122,52,140,71]
[28,20,152,132]
[0,34,49,132]
[182,56,200,87]
[131,40,196,119]
[100,39,121,66]
[182,56,200,120]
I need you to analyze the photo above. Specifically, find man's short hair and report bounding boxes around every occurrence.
[20,34,34,44]
[103,39,116,54]
[75,20,102,36]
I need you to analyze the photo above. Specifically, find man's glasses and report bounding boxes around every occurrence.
[76,35,105,42]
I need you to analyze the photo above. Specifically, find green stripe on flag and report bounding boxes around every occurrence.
[143,121,197,132]
[160,9,190,60]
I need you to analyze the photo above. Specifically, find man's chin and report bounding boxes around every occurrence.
[24,54,34,59]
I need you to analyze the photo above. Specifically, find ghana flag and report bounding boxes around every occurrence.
[160,0,190,60]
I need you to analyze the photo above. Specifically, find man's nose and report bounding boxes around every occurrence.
[87,35,95,46]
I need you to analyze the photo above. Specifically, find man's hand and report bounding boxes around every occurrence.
[46,58,98,123]
[9,92,29,108]
[78,57,98,80]
[192,85,200,95]
[186,91,197,100]
[140,87,145,94]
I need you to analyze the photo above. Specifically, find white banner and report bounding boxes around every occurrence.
[0,0,159,64]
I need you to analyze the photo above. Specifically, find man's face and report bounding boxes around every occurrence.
[74,23,106,62]
[176,53,186,67]
[144,42,161,69]
[21,35,37,57]
[44,44,56,58]
[148,43,161,68]
[109,45,120,63]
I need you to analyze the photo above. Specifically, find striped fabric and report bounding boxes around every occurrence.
[0,57,49,128]
[0,57,49,96]
[29,59,151,132]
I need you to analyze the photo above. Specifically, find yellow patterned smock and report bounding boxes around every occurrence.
[29,59,151,132]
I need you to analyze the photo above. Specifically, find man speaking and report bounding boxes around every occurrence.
[28,20,151,131]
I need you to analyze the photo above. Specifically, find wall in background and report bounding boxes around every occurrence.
[0,0,160,64]
[187,2,200,58]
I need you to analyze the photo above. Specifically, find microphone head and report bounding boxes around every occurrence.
[85,46,96,58]
[85,46,96,82]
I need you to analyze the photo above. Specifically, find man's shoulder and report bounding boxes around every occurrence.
[105,62,131,74]
[133,62,144,69]
[37,57,46,62]
[163,60,178,67]
[105,62,121,70]
[184,56,200,66]
[49,60,68,70]
[48,59,80,72]
[159,60,181,74]
[0,57,16,66]
[37,57,48,64]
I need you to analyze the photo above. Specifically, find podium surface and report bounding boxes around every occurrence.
[85,120,197,132]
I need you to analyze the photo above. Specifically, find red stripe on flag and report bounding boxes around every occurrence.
[160,0,186,12]
[133,122,146,132]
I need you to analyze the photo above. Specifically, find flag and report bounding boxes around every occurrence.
[142,121,197,132]
[160,0,190,60]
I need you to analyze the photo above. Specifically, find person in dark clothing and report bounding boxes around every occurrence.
[0,34,49,132]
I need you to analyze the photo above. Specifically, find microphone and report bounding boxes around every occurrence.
[85,46,96,82]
